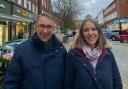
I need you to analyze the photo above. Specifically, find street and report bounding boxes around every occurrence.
[110,40,128,89]
[63,37,128,89]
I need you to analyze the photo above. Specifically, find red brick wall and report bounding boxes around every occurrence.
[118,0,128,18]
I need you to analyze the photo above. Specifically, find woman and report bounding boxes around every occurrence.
[64,19,122,89]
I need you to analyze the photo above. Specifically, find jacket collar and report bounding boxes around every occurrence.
[71,48,109,63]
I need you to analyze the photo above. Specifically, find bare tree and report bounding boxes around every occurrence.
[54,0,82,30]
[85,14,93,19]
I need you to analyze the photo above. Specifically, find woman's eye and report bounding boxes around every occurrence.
[83,28,88,32]
[92,28,97,31]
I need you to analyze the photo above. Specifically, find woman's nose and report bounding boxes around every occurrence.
[88,30,93,35]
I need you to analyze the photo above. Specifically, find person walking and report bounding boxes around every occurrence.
[17,29,24,39]
[64,18,122,89]
[3,13,67,89]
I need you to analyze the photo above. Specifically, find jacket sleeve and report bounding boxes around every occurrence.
[111,51,123,89]
[64,52,75,89]
[3,47,22,89]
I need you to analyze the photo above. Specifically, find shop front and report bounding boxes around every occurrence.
[113,18,128,30]
[12,5,33,40]
[0,0,11,45]
[0,21,8,46]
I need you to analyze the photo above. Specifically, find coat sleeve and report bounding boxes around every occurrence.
[64,52,75,89]
[3,47,22,89]
[111,51,123,89]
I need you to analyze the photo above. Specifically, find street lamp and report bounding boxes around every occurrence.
[116,0,122,30]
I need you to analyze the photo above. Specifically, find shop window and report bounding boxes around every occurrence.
[0,21,7,25]
[18,0,22,5]
[0,22,8,45]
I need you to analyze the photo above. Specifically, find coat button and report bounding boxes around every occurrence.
[83,64,86,66]
[55,50,59,52]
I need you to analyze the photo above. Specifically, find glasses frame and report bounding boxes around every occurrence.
[37,24,54,31]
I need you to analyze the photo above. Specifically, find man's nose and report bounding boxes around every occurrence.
[43,28,48,33]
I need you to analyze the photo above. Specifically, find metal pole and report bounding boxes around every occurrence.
[116,0,122,30]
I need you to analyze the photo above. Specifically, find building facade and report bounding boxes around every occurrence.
[0,0,53,45]
[97,11,104,25]
[103,0,128,30]
[38,0,52,15]
[0,0,39,45]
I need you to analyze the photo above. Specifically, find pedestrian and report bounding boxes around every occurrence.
[64,18,122,89]
[3,13,67,89]
[17,29,24,39]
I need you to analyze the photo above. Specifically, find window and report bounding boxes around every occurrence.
[18,0,22,5]
[24,0,27,8]
[32,4,35,12]
[36,7,38,14]
[42,10,44,14]
[27,1,31,10]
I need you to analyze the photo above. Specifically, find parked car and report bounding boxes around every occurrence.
[67,31,73,37]
[110,30,120,41]
[102,29,111,38]
[119,30,128,43]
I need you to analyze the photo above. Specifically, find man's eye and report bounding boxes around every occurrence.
[39,24,45,28]
[47,25,53,29]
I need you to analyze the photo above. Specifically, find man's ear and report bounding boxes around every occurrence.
[33,23,37,29]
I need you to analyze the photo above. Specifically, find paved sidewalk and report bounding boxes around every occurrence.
[108,40,128,47]
[55,33,75,50]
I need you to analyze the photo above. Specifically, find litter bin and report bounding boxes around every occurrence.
[63,35,67,43]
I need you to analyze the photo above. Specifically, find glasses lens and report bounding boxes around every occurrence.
[38,24,45,29]
[46,25,53,29]
[38,24,53,30]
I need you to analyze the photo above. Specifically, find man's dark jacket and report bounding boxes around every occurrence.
[3,33,67,89]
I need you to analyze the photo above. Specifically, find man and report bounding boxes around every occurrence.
[3,14,67,89]
[17,29,24,39]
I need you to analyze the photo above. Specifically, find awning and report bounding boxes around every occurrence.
[0,12,33,22]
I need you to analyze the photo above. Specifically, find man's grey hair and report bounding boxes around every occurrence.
[33,13,54,24]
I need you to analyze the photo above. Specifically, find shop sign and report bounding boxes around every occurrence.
[13,5,30,18]
[20,10,28,17]
[120,19,128,23]
[113,18,128,24]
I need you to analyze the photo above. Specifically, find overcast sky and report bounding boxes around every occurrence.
[78,0,114,19]
[51,0,114,19]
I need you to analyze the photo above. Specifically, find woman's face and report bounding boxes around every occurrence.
[83,21,99,48]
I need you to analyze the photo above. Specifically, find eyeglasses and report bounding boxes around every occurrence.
[38,24,54,30]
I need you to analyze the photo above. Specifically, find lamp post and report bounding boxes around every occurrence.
[116,0,122,30]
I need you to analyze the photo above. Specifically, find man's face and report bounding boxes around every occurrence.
[35,16,54,42]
